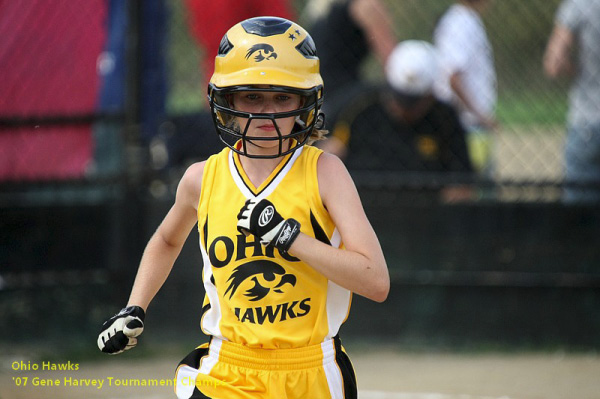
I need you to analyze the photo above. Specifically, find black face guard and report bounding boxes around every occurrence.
[208,84,324,159]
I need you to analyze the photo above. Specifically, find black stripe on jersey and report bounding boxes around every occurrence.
[334,335,357,399]
[200,303,211,320]
[176,344,213,399]
[203,216,208,250]
[203,216,216,286]
[232,149,296,197]
[310,211,331,245]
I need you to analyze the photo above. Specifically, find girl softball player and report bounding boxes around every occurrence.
[98,16,389,399]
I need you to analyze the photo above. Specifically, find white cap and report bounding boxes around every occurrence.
[385,40,439,96]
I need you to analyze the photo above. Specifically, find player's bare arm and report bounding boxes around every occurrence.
[127,161,205,310]
[98,161,205,354]
[288,152,390,302]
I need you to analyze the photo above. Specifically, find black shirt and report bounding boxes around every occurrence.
[332,89,473,173]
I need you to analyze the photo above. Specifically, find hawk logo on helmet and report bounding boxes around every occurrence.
[246,44,278,62]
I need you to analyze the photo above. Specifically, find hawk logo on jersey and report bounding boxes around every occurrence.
[246,44,278,62]
[225,260,297,302]
[207,234,311,324]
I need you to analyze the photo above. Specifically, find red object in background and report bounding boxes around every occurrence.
[185,0,294,88]
[0,0,106,181]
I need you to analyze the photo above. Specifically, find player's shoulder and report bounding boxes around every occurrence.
[316,150,344,170]
[182,147,227,183]
[177,160,206,200]
[316,151,352,188]
[184,160,207,180]
[179,146,230,192]
[315,150,361,210]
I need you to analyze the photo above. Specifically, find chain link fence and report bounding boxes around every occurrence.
[1,0,597,203]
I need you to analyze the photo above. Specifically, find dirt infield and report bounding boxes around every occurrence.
[2,347,598,399]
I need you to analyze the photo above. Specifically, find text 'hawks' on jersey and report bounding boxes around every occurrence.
[196,144,351,349]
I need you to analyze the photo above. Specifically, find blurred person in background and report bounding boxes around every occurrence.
[434,0,497,176]
[306,0,397,117]
[543,0,600,203]
[320,41,474,201]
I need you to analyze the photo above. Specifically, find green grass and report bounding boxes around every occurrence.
[497,88,568,126]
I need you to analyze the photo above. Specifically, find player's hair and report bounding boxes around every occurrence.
[308,127,328,144]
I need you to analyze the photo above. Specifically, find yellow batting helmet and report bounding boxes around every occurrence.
[208,16,324,158]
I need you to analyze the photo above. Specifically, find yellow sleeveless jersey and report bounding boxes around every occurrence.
[197,144,352,349]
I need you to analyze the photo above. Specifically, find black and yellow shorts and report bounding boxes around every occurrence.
[175,336,357,399]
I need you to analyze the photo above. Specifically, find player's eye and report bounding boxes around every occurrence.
[275,95,291,102]
[275,94,302,110]
[245,93,261,101]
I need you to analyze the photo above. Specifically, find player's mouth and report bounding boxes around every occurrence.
[257,123,277,132]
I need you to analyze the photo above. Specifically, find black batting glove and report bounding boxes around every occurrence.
[97,306,145,355]
[237,199,301,252]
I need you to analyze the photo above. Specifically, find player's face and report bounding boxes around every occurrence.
[231,89,303,154]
